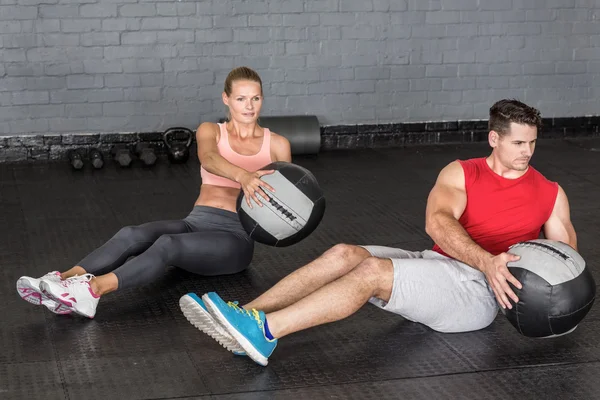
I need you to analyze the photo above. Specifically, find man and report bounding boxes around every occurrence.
[179,99,578,367]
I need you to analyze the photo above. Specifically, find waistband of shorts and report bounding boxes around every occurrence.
[187,205,239,220]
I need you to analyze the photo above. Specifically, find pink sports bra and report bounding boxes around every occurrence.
[200,123,273,189]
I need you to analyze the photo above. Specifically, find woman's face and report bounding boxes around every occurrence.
[223,80,263,124]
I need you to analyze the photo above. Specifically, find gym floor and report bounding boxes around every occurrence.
[3,139,600,400]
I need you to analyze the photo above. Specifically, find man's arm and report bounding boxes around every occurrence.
[543,185,577,251]
[424,161,493,271]
[425,160,522,309]
[196,122,250,183]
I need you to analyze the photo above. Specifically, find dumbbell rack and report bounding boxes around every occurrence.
[66,140,192,170]
[65,127,199,170]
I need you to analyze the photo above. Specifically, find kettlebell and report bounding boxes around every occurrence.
[163,127,193,164]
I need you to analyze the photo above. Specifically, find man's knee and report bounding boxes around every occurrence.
[327,243,371,261]
[323,244,372,275]
[354,257,394,301]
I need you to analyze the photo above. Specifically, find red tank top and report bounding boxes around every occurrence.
[432,157,558,257]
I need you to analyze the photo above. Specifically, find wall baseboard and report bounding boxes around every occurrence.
[320,116,600,150]
[1,116,598,163]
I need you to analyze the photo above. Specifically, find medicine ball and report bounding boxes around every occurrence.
[236,161,326,247]
[501,239,596,338]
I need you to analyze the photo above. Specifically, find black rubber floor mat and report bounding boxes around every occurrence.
[60,353,210,400]
[437,316,600,370]
[0,361,65,400]
[3,140,599,399]
[208,361,600,400]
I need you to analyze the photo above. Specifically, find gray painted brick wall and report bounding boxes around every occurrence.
[1,0,599,136]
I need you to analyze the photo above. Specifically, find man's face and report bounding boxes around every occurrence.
[491,122,538,172]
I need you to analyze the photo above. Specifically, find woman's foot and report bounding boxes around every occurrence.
[16,272,72,315]
[40,274,101,318]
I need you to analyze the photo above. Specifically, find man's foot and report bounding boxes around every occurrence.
[16,272,72,315]
[203,292,277,366]
[179,293,245,356]
[39,274,100,318]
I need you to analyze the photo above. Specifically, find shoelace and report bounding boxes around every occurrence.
[226,301,264,330]
[59,273,95,288]
[226,301,246,315]
[250,309,264,330]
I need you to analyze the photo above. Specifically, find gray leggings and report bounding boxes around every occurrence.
[77,206,254,290]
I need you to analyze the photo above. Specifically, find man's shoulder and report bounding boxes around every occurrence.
[528,165,558,185]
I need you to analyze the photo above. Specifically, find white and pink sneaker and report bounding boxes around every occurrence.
[39,273,100,319]
[16,272,72,315]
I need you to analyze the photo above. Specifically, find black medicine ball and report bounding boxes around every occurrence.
[501,239,596,338]
[236,162,326,247]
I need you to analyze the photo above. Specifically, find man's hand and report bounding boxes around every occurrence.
[481,252,523,309]
[238,170,276,208]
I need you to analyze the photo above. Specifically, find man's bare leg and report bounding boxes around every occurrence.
[243,244,371,313]
[265,257,394,338]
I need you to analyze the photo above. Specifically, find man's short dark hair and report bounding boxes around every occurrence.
[488,99,542,136]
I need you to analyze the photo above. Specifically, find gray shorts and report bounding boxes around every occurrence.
[361,245,499,333]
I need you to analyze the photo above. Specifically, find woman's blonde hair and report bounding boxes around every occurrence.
[223,66,263,96]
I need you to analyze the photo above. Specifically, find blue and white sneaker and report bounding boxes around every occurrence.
[179,293,245,356]
[203,292,277,366]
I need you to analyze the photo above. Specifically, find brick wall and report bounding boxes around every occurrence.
[1,0,599,136]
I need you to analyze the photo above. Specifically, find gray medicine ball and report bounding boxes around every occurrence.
[236,162,326,247]
[502,239,596,338]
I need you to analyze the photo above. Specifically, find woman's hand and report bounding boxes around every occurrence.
[238,170,276,208]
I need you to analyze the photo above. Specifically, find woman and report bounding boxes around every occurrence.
[16,66,292,318]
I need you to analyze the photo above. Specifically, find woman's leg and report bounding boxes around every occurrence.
[19,219,190,315]
[41,230,252,318]
[62,219,191,279]
[104,206,252,292]
[110,230,253,292]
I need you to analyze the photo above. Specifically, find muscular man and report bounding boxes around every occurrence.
[180,98,577,366]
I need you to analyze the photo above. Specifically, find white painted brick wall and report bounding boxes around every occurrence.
[0,0,599,135]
